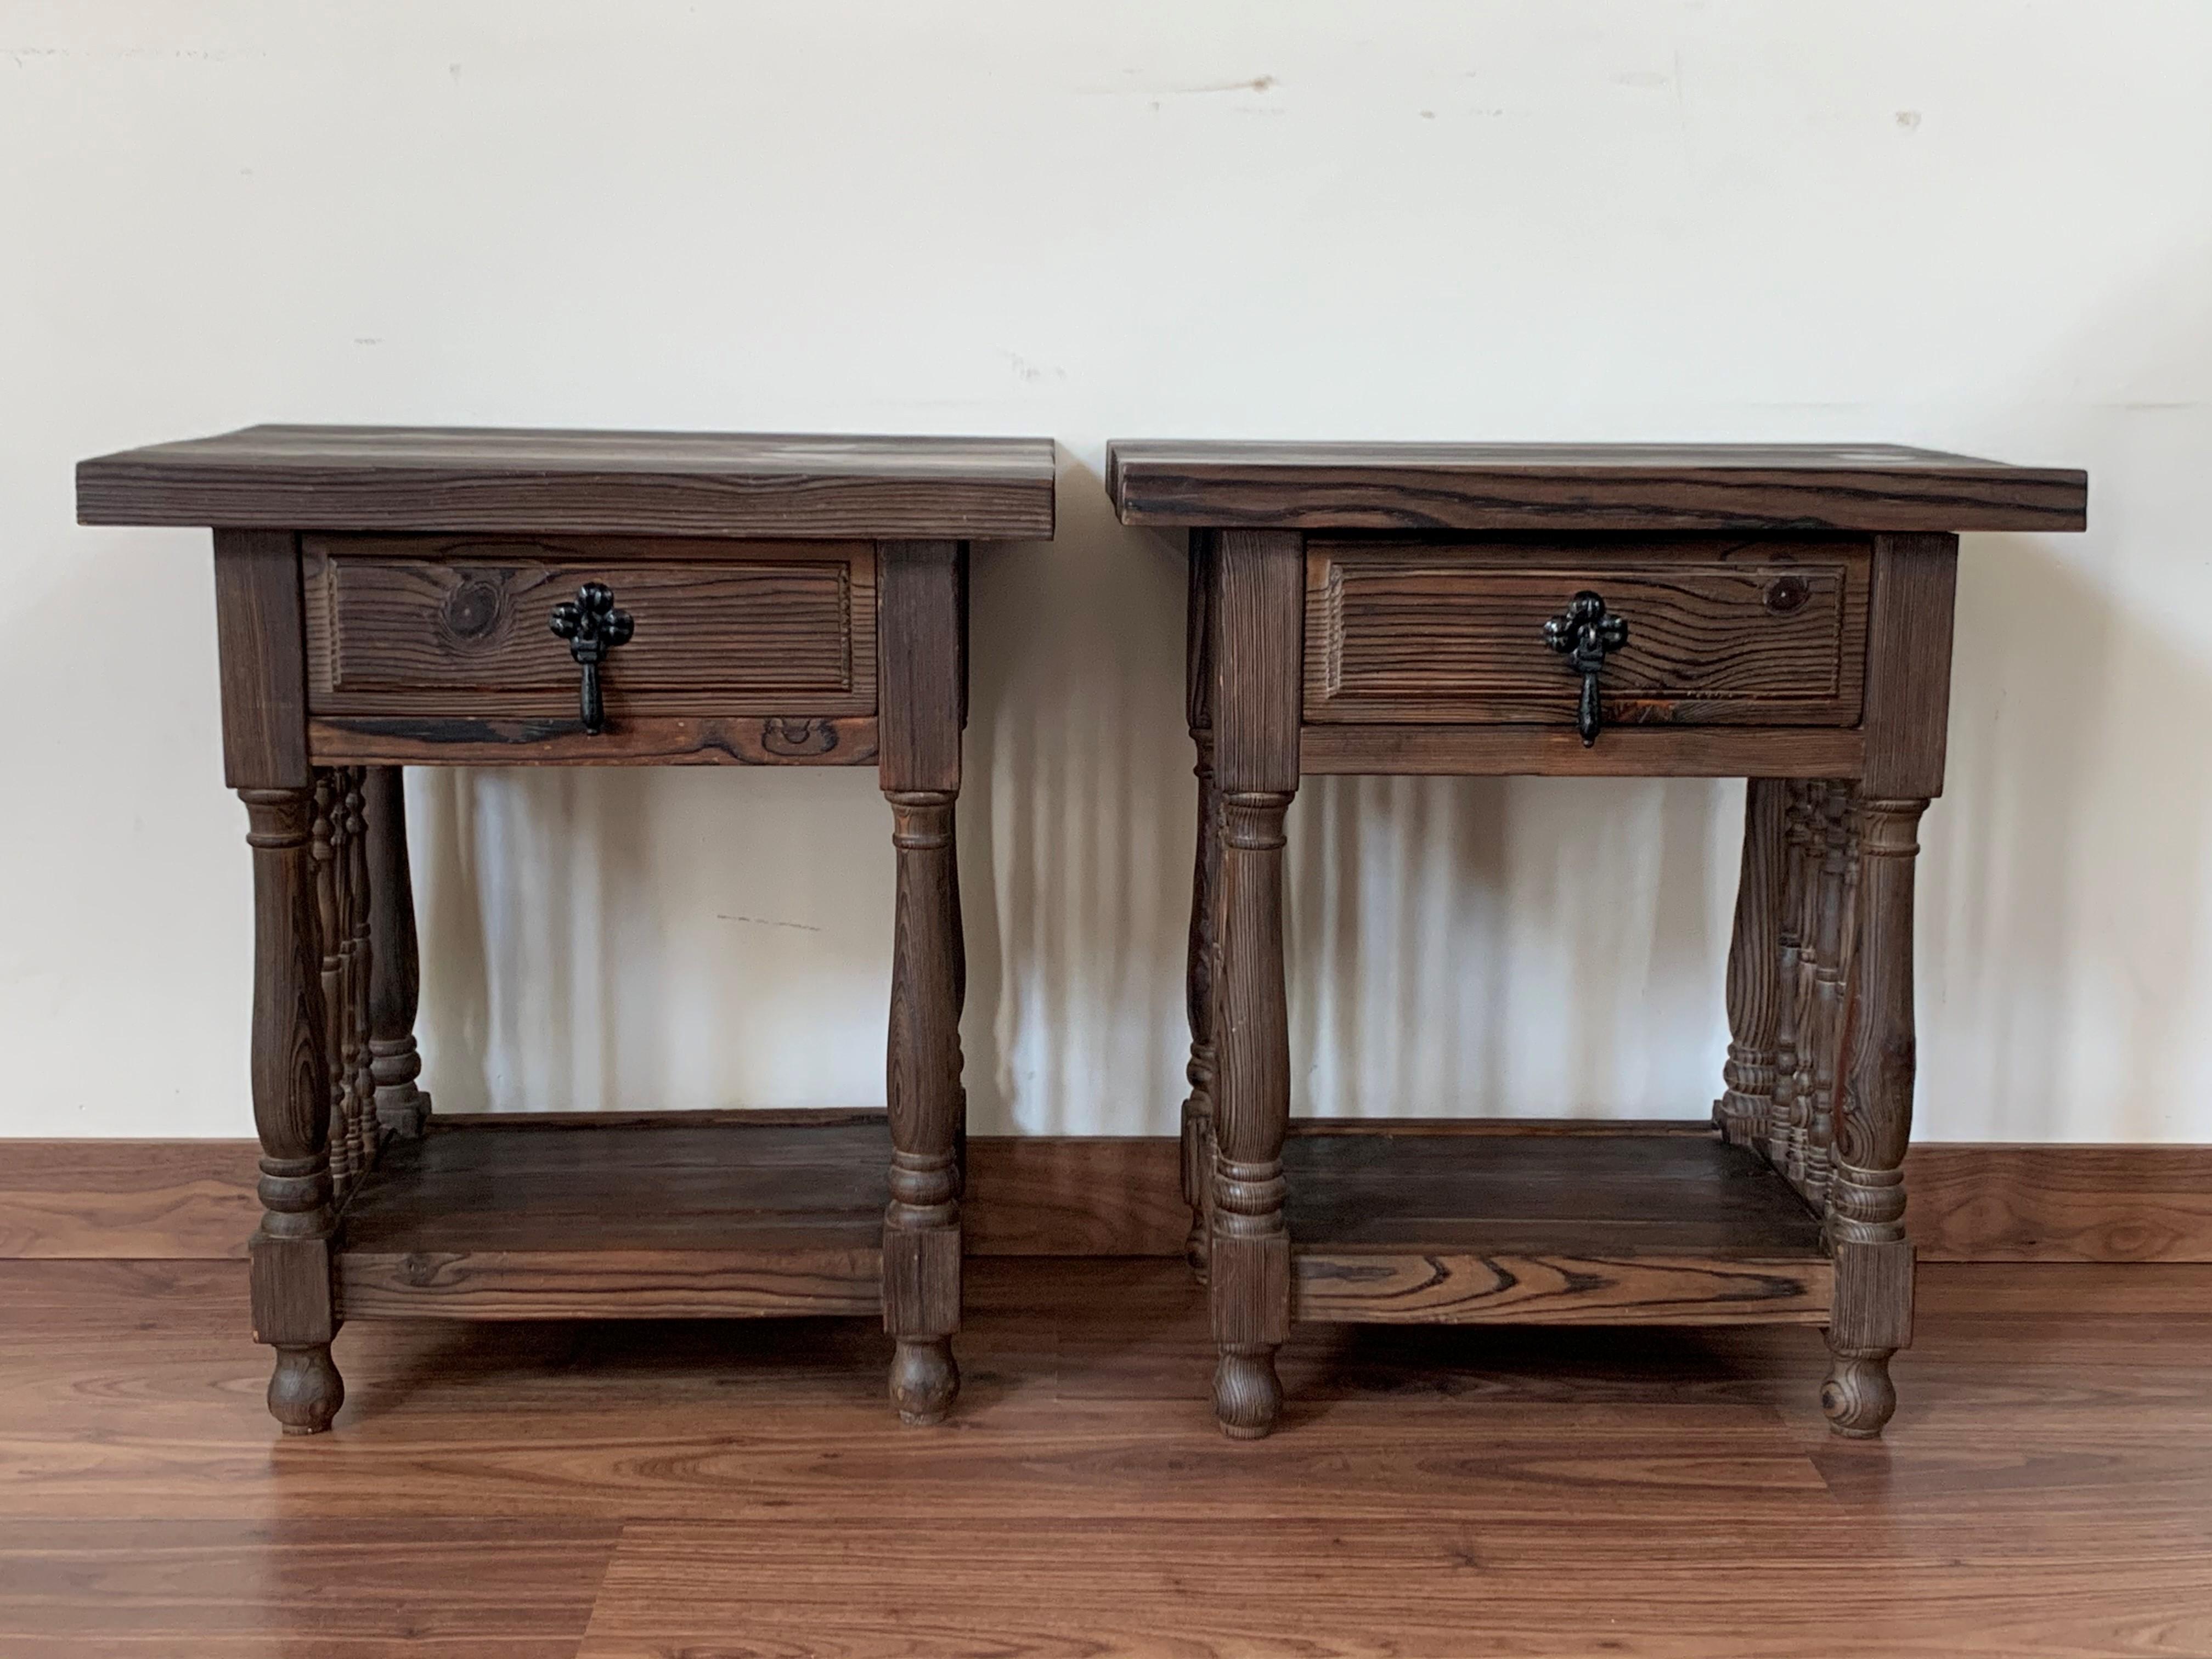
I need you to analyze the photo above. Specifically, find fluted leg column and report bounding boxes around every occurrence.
[1206,529,1303,1440]
[240,787,342,1435]
[1822,795,1926,1438]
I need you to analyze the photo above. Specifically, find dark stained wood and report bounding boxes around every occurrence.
[1825,795,1928,1436]
[337,1116,887,1319]
[235,785,340,1435]
[1181,529,1220,1278]
[1297,722,1865,777]
[877,539,967,1424]
[1205,528,1304,1437]
[961,1137,1189,1257]
[94,432,998,1427]
[338,1116,891,1256]
[80,425,1057,539]
[309,712,878,766]
[1295,1252,1832,1325]
[7,1256,2210,1657]
[1861,533,1961,798]
[1717,778,1788,1148]
[300,536,876,716]
[1145,448,2081,1443]
[363,766,430,1138]
[1283,1127,1826,1261]
[1305,537,1870,726]
[14,1136,2208,1267]
[1108,440,2087,533]
[211,531,310,789]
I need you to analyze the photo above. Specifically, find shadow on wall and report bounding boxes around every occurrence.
[1931,531,2200,1141]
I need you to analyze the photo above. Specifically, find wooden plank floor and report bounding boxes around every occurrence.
[1,1259,2208,1656]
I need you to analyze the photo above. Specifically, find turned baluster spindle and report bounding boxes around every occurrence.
[1182,530,1222,1278]
[1765,783,1813,1173]
[343,771,377,1174]
[1718,779,1788,1148]
[309,775,352,1196]
[332,775,365,1187]
[1786,781,1832,1186]
[1804,792,1859,1209]
[364,766,431,1138]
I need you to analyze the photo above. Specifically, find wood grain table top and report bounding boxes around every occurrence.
[78,424,1058,539]
[1106,440,2087,534]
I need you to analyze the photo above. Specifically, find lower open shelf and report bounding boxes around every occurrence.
[1283,1121,1832,1327]
[336,1110,891,1321]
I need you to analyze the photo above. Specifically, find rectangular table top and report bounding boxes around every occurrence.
[78,425,1058,540]
[1107,441,2085,535]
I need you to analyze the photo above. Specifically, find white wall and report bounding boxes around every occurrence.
[6,1,2207,1141]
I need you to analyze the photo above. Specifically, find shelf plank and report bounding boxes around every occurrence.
[1295,1252,1831,1325]
[336,1116,890,1321]
[1283,1128,1830,1327]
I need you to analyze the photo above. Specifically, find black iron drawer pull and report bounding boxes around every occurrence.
[548,582,634,735]
[1543,590,1628,747]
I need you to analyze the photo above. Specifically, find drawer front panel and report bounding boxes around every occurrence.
[303,535,874,716]
[1305,538,1868,726]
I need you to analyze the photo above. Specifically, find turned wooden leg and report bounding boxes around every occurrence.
[1717,780,1787,1148]
[1182,531,1221,1280]
[240,786,343,1436]
[1823,794,1926,1438]
[878,539,966,1426]
[1207,529,1302,1440]
[364,766,431,1138]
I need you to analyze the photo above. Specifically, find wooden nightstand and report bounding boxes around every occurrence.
[1107,441,2086,1440]
[79,425,1054,1432]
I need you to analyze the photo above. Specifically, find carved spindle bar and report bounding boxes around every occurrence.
[334,775,366,1187]
[1182,530,1222,1278]
[309,775,351,1197]
[1765,783,1811,1173]
[364,766,431,1138]
[1718,779,1788,1148]
[1803,791,1858,1209]
[343,771,377,1174]
[1786,781,1833,1187]
[1207,529,1303,1440]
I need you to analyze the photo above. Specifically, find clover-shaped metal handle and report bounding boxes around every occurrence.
[548,582,634,735]
[1543,590,1628,747]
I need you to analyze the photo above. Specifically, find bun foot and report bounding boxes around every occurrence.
[890,1338,958,1426]
[1822,1347,1897,1438]
[1212,1344,1282,1440]
[268,1344,343,1436]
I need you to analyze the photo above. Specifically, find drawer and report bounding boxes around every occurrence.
[301,535,875,718]
[1304,538,1869,727]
